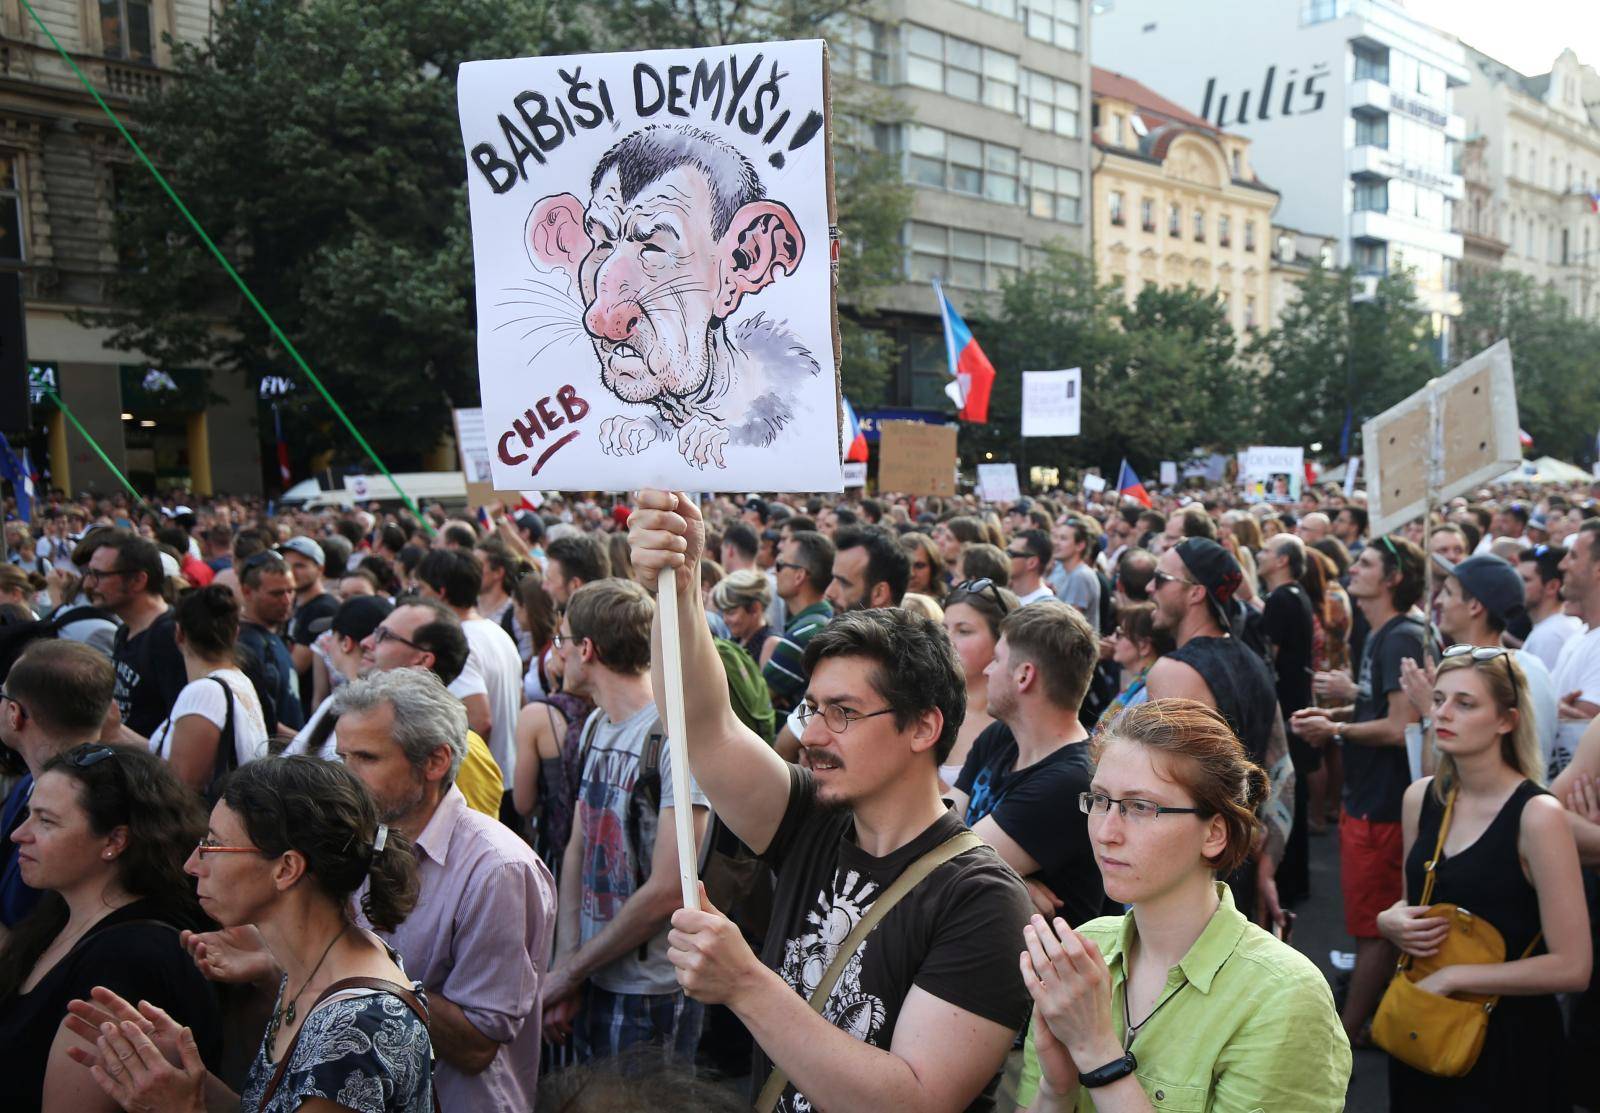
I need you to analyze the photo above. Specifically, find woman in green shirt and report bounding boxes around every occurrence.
[1017,699,1351,1111]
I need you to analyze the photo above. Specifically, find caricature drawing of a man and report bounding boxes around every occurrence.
[526,124,818,469]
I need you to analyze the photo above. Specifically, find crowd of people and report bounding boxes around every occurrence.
[0,473,1596,1111]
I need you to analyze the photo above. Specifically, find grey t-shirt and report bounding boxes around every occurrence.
[575,702,708,995]
[1053,562,1101,634]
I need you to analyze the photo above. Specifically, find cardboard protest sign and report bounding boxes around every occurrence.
[1021,368,1081,438]
[458,41,841,493]
[1241,445,1303,504]
[453,408,493,483]
[1363,340,1518,537]
[877,421,957,496]
[977,463,1021,502]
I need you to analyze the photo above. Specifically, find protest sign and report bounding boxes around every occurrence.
[878,421,958,495]
[1363,340,1518,538]
[453,408,493,483]
[977,462,1022,502]
[1241,445,1303,504]
[842,461,867,488]
[459,40,841,494]
[1344,455,1361,498]
[1159,461,1177,487]
[1021,368,1081,437]
[1082,473,1107,494]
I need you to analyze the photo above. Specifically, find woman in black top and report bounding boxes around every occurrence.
[1377,650,1589,1110]
[0,743,220,1112]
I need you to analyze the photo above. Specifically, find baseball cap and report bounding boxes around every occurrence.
[1434,553,1527,628]
[1175,538,1244,631]
[310,595,394,640]
[279,536,326,569]
[1528,510,1549,531]
[744,496,769,518]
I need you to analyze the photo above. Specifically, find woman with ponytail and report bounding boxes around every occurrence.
[1017,699,1351,1111]
[66,756,434,1113]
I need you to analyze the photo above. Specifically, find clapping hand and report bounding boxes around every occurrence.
[1399,657,1436,719]
[63,990,207,1113]
[1020,915,1121,1077]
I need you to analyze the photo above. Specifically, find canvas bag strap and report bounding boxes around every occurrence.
[754,829,984,1113]
[1398,786,1457,973]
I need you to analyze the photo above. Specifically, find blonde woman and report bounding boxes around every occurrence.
[710,569,780,665]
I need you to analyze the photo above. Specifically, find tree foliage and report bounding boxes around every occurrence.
[1456,269,1600,462]
[99,0,906,471]
[965,245,1252,473]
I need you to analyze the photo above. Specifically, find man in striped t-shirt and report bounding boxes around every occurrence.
[762,530,835,713]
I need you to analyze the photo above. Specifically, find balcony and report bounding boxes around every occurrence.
[1349,79,1391,114]
[1348,145,1393,178]
[1349,210,1464,259]
[100,60,163,100]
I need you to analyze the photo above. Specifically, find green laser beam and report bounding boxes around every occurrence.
[45,389,150,509]
[19,0,435,536]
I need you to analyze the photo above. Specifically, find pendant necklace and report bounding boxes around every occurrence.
[266,925,346,1050]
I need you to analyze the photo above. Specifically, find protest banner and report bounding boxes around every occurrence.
[459,40,839,910]
[977,462,1022,502]
[1021,368,1081,437]
[1344,455,1361,498]
[459,41,841,495]
[842,461,867,488]
[1241,445,1304,504]
[1082,473,1107,494]
[452,407,494,484]
[878,421,958,496]
[1159,461,1177,487]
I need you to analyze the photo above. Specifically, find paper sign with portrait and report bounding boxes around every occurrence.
[458,40,841,493]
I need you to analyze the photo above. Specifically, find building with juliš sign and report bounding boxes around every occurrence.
[1092,0,1468,357]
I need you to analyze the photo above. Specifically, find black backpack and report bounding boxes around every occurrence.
[0,605,118,684]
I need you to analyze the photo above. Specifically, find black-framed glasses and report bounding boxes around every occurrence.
[774,561,808,574]
[1006,548,1032,560]
[373,626,424,651]
[949,578,1011,613]
[1441,644,1521,712]
[1151,569,1197,589]
[795,702,896,734]
[65,744,119,769]
[550,632,578,648]
[81,567,132,583]
[1079,791,1203,821]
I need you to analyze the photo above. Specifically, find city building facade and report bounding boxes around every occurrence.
[2,0,262,496]
[831,0,1092,411]
[1093,0,1468,355]
[1089,67,1281,338]
[1454,46,1600,318]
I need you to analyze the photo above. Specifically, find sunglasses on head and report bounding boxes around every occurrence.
[949,578,1011,614]
[1441,643,1522,713]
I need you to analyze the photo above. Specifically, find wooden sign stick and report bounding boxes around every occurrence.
[656,574,701,911]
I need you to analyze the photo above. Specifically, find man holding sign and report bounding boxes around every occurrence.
[631,491,1031,1112]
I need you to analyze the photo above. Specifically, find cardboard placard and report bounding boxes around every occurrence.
[877,421,957,495]
[458,40,841,493]
[977,462,1021,502]
[1082,473,1107,494]
[1021,368,1081,438]
[1364,340,1519,536]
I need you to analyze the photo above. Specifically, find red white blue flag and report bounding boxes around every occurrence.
[841,396,868,462]
[932,280,995,424]
[1117,459,1152,508]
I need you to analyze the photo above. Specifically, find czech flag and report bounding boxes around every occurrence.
[1588,192,1600,214]
[933,280,995,424]
[1117,459,1152,508]
[1519,428,1534,448]
[841,396,868,462]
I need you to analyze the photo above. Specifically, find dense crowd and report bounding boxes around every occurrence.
[0,474,1595,1111]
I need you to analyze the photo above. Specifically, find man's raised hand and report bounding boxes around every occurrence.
[628,490,705,594]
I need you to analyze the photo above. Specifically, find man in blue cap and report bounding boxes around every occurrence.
[1433,553,1559,779]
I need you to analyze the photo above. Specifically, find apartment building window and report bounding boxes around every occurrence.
[1244,296,1257,330]
[1391,52,1445,102]
[1301,0,1343,25]
[1109,191,1125,226]
[1244,220,1257,251]
[1354,112,1388,148]
[1023,160,1082,222]
[1511,142,1519,178]
[0,155,23,263]
[1218,213,1230,245]
[1231,150,1242,177]
[906,27,1018,112]
[1019,70,1081,137]
[1111,114,1124,146]
[954,0,1021,18]
[1193,208,1206,242]
[1562,228,1570,265]
[1168,202,1181,237]
[831,18,891,84]
[1023,0,1081,52]
[1142,198,1156,233]
[1354,240,1386,274]
[908,126,1020,204]
[907,221,1021,290]
[1354,177,1388,212]
[1353,43,1389,84]
[100,0,154,64]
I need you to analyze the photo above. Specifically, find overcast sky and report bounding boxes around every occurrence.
[1401,0,1597,75]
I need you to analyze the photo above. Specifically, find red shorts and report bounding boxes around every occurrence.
[1339,810,1404,939]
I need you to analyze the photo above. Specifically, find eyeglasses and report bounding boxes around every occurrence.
[949,578,1011,613]
[1441,644,1521,712]
[795,702,896,734]
[1006,549,1032,560]
[1079,791,1203,821]
[1150,569,1197,589]
[81,567,131,582]
[774,561,808,574]
[373,626,424,651]
[65,744,119,770]
[195,835,266,858]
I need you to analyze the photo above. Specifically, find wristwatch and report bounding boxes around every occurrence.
[1331,723,1344,744]
[1079,1051,1138,1089]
